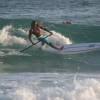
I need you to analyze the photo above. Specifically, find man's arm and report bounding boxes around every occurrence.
[39,26,53,35]
[29,29,35,45]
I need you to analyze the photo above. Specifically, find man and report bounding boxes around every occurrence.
[29,20,63,50]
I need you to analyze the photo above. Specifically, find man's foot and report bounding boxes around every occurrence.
[59,46,64,51]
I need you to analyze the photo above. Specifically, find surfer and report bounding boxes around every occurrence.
[29,20,63,50]
[63,20,72,24]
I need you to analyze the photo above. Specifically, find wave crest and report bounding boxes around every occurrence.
[0,25,28,46]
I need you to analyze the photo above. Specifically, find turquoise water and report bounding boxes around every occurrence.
[0,0,100,99]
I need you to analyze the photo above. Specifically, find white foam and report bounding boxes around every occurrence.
[0,73,100,100]
[0,25,28,46]
[0,51,5,56]
[50,31,72,45]
[17,28,29,35]
[0,48,31,56]
[66,78,100,100]
[14,78,100,100]
[15,88,37,100]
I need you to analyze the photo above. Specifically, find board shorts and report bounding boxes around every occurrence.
[38,35,50,45]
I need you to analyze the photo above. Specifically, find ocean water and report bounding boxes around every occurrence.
[0,0,100,100]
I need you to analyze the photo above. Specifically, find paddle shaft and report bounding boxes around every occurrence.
[20,33,52,52]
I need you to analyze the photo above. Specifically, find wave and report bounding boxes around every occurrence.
[0,19,100,47]
[0,25,28,46]
[0,23,72,48]
[0,73,100,100]
[0,19,100,73]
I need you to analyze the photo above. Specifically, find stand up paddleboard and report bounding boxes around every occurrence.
[44,43,100,54]
[61,43,100,54]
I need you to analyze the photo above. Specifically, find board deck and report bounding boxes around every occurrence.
[43,43,100,54]
[61,43,100,54]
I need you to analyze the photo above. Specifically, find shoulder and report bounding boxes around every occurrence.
[29,28,33,32]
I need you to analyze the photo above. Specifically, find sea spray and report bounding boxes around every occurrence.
[0,25,27,46]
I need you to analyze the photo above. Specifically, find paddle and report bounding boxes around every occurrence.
[20,32,53,52]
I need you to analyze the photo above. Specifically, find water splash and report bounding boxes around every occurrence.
[50,31,72,45]
[0,25,28,46]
